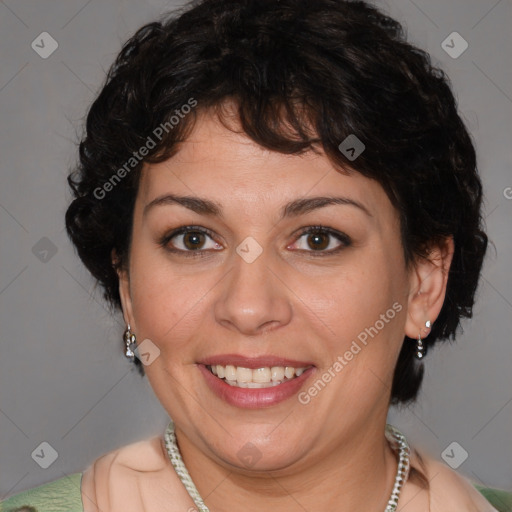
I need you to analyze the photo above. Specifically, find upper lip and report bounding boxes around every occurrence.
[199,354,315,369]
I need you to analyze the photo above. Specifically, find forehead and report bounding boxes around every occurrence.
[137,113,394,220]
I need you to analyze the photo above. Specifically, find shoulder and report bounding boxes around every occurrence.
[406,449,504,512]
[428,458,497,511]
[1,472,83,512]
[80,435,194,512]
[90,435,169,472]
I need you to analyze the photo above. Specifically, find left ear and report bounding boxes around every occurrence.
[405,236,455,340]
[111,248,136,330]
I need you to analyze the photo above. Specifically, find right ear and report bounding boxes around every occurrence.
[112,249,135,330]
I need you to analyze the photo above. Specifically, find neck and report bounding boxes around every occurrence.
[175,419,399,512]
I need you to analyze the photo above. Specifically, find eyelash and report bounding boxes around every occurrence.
[158,225,352,258]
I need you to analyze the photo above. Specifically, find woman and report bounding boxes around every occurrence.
[2,0,510,511]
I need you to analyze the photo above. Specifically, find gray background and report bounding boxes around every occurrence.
[1,0,511,498]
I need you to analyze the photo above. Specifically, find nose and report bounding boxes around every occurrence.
[213,247,293,335]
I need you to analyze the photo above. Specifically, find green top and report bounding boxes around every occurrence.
[1,473,511,512]
[475,485,512,512]
[0,473,83,512]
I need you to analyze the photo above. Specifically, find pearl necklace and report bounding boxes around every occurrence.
[164,421,410,512]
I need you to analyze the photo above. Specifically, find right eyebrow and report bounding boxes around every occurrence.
[143,194,223,218]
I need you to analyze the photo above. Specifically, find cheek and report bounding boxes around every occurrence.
[310,264,406,410]
[311,257,407,398]
[322,259,404,337]
[127,245,214,353]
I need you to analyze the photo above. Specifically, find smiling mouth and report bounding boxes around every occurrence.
[206,364,311,388]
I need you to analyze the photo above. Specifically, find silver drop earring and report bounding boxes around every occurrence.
[124,324,136,359]
[415,320,431,360]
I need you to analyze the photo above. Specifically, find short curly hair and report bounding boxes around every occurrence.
[65,0,487,404]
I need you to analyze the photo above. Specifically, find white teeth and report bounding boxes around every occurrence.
[271,366,285,381]
[236,367,253,383]
[247,381,280,388]
[207,364,308,388]
[225,365,237,381]
[226,380,281,388]
[216,365,225,379]
[253,367,271,383]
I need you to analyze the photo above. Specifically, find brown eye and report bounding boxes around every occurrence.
[183,231,206,250]
[289,226,352,255]
[306,233,330,251]
[161,226,223,255]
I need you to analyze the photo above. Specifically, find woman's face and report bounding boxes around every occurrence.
[120,112,416,472]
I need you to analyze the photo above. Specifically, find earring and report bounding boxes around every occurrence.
[415,320,431,360]
[124,324,136,359]
[416,333,425,360]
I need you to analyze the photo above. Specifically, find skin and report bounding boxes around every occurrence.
[116,111,454,512]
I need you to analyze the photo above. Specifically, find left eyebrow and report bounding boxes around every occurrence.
[282,196,372,218]
[142,194,372,219]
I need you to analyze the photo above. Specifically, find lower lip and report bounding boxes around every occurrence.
[198,364,314,409]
